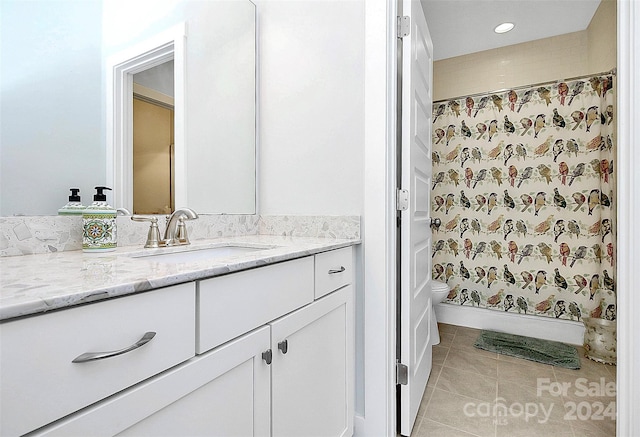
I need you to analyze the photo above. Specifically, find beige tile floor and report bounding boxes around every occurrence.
[411,323,617,437]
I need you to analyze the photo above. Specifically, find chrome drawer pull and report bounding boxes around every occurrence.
[262,349,273,365]
[328,266,346,274]
[278,339,288,354]
[72,332,157,363]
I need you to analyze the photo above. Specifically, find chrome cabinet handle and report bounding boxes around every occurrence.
[328,266,346,274]
[262,349,273,365]
[278,339,288,354]
[131,216,155,223]
[72,332,156,363]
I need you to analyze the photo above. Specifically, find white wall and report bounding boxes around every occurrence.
[256,0,365,215]
[256,0,368,422]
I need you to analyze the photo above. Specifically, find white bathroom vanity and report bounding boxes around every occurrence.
[0,236,358,436]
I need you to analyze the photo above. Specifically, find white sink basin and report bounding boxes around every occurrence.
[130,245,268,264]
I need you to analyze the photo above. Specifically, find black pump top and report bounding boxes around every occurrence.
[93,186,112,201]
[69,188,81,202]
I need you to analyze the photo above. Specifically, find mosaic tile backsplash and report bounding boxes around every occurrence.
[0,215,360,257]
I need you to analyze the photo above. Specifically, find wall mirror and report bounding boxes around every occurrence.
[0,0,256,216]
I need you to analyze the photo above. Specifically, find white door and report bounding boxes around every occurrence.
[399,0,434,435]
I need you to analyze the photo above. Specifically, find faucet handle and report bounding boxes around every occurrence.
[131,216,162,248]
[175,217,190,244]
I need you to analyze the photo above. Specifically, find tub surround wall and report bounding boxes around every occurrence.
[587,0,617,73]
[0,215,360,257]
[433,31,588,102]
[433,0,616,102]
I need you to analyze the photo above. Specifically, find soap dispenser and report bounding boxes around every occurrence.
[82,186,117,252]
[58,188,85,215]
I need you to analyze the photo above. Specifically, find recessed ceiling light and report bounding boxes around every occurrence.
[494,22,515,34]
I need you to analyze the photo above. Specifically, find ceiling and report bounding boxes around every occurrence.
[421,0,602,61]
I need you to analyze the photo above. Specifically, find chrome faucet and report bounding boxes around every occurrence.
[131,208,198,248]
[163,208,199,246]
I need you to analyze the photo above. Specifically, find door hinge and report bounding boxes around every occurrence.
[396,362,408,385]
[397,16,410,38]
[397,188,409,211]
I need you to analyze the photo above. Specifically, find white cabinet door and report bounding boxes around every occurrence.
[33,327,271,437]
[270,285,354,437]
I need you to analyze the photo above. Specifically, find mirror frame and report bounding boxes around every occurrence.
[106,23,186,212]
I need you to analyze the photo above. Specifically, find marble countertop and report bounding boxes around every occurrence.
[0,235,360,322]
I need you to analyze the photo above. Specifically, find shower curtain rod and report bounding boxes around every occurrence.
[432,68,617,104]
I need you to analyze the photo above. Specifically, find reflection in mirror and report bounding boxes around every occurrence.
[0,0,103,215]
[0,0,256,216]
[106,24,184,215]
[133,61,175,214]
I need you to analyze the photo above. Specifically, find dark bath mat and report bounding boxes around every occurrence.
[474,330,581,369]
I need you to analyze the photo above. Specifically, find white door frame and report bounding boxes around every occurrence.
[360,1,398,436]
[361,1,639,436]
[615,1,640,435]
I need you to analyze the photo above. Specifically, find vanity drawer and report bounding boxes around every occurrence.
[197,256,314,354]
[314,247,353,299]
[0,283,196,437]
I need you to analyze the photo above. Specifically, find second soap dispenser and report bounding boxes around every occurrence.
[58,188,85,215]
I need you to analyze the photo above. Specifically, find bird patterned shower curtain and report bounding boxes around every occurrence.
[431,74,616,322]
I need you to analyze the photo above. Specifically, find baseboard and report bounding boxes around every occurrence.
[435,303,585,345]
